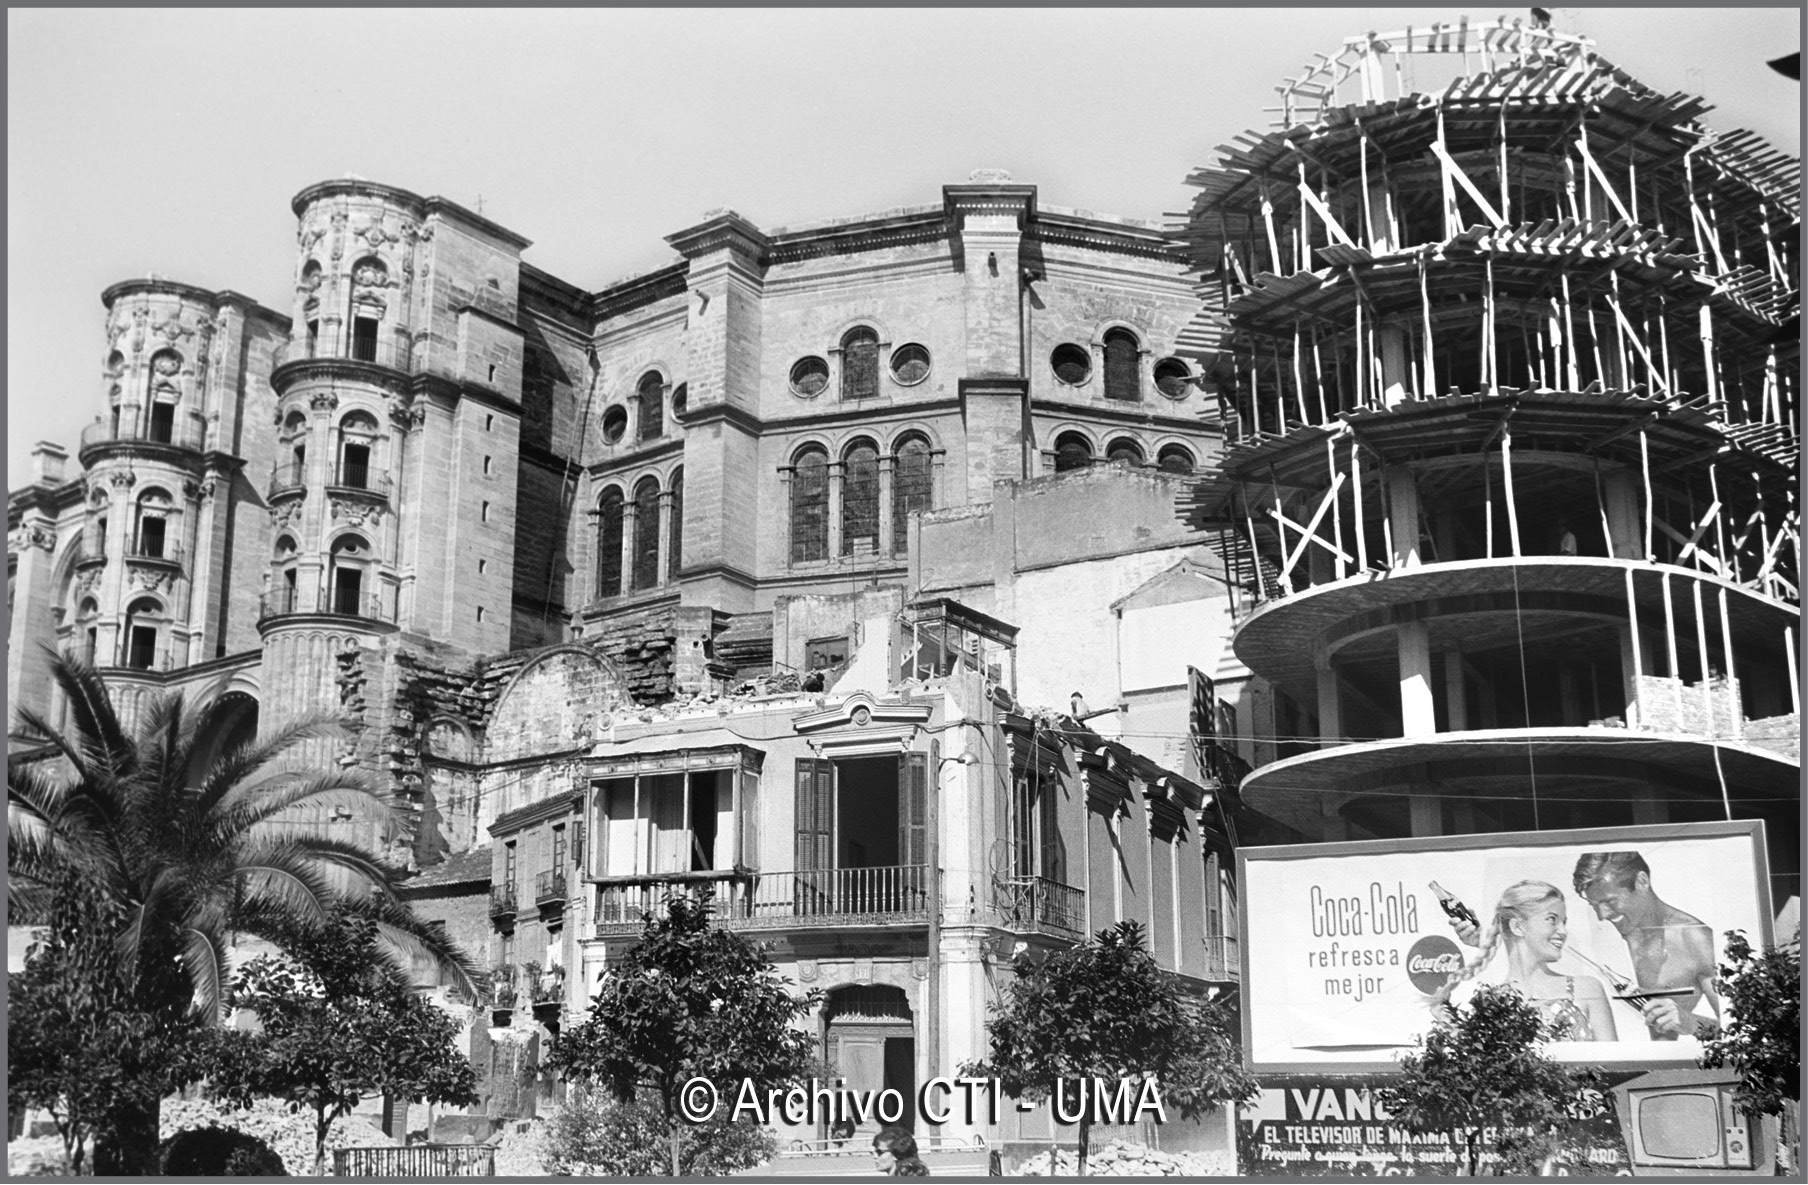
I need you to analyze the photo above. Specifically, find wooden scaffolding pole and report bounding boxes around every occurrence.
[1501,428,1521,556]
[1717,587,1740,740]
[1625,567,1644,728]
[1639,430,1654,561]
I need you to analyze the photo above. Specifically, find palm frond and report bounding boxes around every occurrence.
[193,715,344,818]
[239,832,407,894]
[41,649,136,779]
[180,925,230,1022]
[354,894,484,998]
[214,771,402,839]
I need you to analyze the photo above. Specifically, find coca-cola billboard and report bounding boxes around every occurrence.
[1237,820,1772,1073]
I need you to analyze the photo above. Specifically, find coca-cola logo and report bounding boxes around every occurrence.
[1405,934,1467,995]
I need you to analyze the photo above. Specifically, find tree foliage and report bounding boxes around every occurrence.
[541,1090,777,1176]
[6,870,216,1174]
[545,891,819,1175]
[1698,930,1800,1117]
[961,921,1259,1175]
[1377,984,1607,1177]
[207,908,479,1176]
[6,654,480,1172]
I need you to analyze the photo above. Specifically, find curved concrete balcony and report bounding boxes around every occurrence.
[256,586,398,633]
[78,410,207,467]
[1238,726,1801,828]
[1232,556,1800,696]
[270,336,412,395]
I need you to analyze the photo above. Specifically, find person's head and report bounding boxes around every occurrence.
[1573,851,1655,935]
[1492,880,1570,967]
[872,1126,918,1171]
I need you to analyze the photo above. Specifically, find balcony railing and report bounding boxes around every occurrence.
[268,462,306,500]
[274,335,412,372]
[123,540,184,566]
[257,586,396,624]
[535,870,567,909]
[994,875,1086,936]
[595,866,933,932]
[489,885,518,920]
[326,464,392,497]
[79,410,207,456]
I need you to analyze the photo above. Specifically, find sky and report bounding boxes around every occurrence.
[8,7,1801,483]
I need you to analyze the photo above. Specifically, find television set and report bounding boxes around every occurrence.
[1613,1070,1766,1174]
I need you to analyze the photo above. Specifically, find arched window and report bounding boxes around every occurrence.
[1106,438,1145,465]
[134,488,173,560]
[147,350,183,442]
[273,535,300,614]
[841,440,880,556]
[338,410,379,489]
[841,327,879,401]
[1103,328,1140,402]
[596,487,624,598]
[790,447,830,564]
[637,372,664,440]
[125,597,162,670]
[631,477,660,591]
[668,468,684,580]
[891,435,933,556]
[1054,432,1093,473]
[1157,444,1196,475]
[328,535,370,617]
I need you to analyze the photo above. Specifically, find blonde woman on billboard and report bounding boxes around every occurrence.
[1438,880,1619,1041]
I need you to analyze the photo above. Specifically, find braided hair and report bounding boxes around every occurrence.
[1437,879,1566,1001]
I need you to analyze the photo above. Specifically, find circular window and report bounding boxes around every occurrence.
[670,383,687,417]
[790,356,829,398]
[890,343,931,386]
[601,406,628,444]
[1154,357,1193,399]
[1051,344,1091,386]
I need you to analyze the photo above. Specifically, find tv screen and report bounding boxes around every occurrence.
[1638,1091,1723,1161]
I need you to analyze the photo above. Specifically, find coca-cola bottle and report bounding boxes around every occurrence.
[1429,881,1479,928]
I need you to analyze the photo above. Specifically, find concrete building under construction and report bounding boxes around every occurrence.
[1171,18,1800,897]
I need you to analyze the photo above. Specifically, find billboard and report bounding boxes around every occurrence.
[1238,821,1772,1073]
[1237,1076,1631,1175]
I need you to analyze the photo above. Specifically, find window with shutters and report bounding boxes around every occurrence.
[595,772,732,879]
[792,754,927,919]
[1103,328,1141,401]
[840,440,879,556]
[840,327,879,401]
[890,435,933,556]
[595,487,624,598]
[1010,771,1066,886]
[631,477,660,591]
[789,446,829,564]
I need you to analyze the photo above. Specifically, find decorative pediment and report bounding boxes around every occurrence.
[792,692,932,758]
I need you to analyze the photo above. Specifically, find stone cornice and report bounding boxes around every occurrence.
[943,183,1039,230]
[589,261,690,323]
[491,788,583,837]
[664,211,770,262]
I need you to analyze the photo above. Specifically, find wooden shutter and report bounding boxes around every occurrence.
[795,758,833,872]
[1038,774,1063,885]
[899,752,928,868]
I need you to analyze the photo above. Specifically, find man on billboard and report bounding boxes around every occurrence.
[1571,851,1720,1040]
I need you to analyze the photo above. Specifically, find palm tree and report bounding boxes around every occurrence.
[8,653,480,1172]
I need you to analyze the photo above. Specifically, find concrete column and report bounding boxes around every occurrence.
[1619,623,1641,727]
[1444,645,1467,732]
[1398,618,1435,737]
[1603,470,1642,560]
[1387,467,1421,569]
[1315,650,1342,747]
[1380,327,1411,406]
[1410,789,1442,838]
